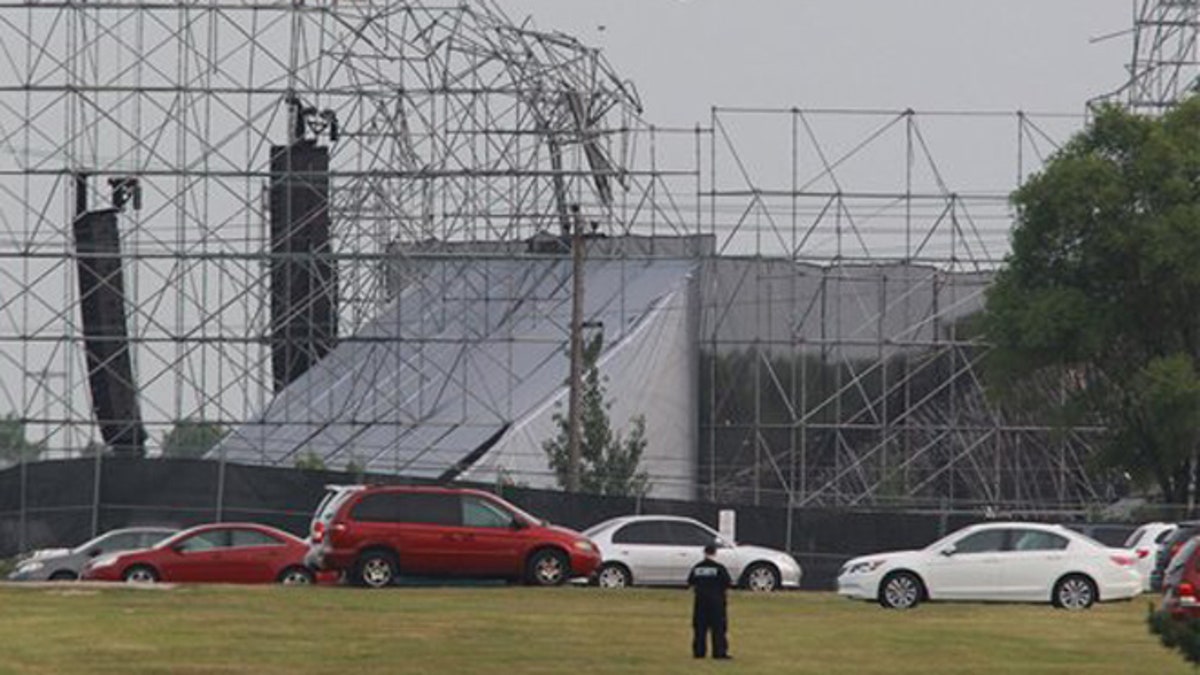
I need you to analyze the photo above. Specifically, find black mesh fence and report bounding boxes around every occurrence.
[0,458,1135,590]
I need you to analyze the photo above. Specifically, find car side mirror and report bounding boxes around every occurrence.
[87,548,102,558]
[940,546,956,557]
[509,518,526,531]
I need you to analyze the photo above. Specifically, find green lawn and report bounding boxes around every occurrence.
[0,585,1187,675]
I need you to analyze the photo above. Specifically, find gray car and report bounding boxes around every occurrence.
[7,527,177,581]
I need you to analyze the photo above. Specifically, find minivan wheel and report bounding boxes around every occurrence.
[1053,574,1096,611]
[355,551,398,589]
[48,570,78,582]
[526,549,570,586]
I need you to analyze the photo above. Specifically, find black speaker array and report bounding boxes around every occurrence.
[269,141,338,392]
[72,208,147,457]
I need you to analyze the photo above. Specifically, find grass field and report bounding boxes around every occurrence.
[0,584,1187,675]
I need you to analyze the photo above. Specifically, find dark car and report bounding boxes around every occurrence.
[81,523,318,585]
[1161,536,1200,621]
[306,485,601,588]
[1152,521,1200,593]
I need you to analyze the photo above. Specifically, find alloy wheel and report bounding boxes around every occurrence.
[534,554,565,585]
[597,565,629,589]
[882,574,919,609]
[362,558,394,588]
[1058,577,1094,610]
[746,565,778,592]
[281,569,313,585]
[125,567,157,584]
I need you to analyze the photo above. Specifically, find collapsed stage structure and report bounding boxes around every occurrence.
[2,0,1181,510]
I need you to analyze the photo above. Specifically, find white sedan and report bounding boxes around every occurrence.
[582,515,801,592]
[1122,521,1177,591]
[837,522,1141,610]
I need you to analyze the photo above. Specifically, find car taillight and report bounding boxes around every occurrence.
[312,521,325,544]
[1136,547,1150,559]
[1110,554,1135,567]
[1180,582,1196,599]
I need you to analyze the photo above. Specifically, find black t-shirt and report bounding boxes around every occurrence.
[688,558,732,608]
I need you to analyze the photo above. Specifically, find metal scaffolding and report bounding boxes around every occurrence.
[1097,0,1200,113]
[0,0,1122,514]
[699,107,1104,509]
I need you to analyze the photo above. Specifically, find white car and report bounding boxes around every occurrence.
[837,522,1141,610]
[1122,521,1177,591]
[582,515,801,592]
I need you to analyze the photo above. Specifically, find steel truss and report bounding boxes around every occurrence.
[1097,0,1200,113]
[0,0,1111,511]
[701,107,1106,510]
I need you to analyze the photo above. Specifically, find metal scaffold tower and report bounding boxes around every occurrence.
[0,0,1111,512]
[699,107,1103,511]
[1102,0,1200,112]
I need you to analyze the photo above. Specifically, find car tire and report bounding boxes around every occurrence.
[878,571,923,610]
[48,570,78,582]
[595,562,633,589]
[526,548,570,587]
[354,550,398,589]
[1053,574,1097,611]
[122,565,159,584]
[277,566,316,585]
[742,562,781,592]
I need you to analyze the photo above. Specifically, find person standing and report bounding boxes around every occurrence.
[688,543,733,660]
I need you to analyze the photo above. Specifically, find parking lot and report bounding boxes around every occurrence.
[0,584,1185,674]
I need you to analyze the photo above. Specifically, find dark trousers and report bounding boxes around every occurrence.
[692,604,728,658]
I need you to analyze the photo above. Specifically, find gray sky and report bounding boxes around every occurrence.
[497,0,1132,125]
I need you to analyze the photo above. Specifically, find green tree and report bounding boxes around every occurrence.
[294,450,327,472]
[0,414,42,464]
[161,420,226,459]
[984,99,1200,509]
[543,334,651,497]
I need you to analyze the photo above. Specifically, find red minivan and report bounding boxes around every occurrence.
[1161,536,1200,621]
[307,486,601,588]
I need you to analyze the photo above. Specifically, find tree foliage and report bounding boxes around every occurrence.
[0,414,42,464]
[985,99,1200,506]
[543,334,651,497]
[161,420,226,459]
[294,450,327,472]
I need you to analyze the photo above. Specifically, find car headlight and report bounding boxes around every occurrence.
[15,560,44,574]
[843,560,886,575]
[573,540,596,552]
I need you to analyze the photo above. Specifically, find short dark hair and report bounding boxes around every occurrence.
[704,544,718,556]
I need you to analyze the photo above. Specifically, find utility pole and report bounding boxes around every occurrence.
[566,204,585,493]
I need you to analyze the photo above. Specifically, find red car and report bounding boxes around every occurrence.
[307,486,601,588]
[81,523,318,585]
[1162,536,1200,620]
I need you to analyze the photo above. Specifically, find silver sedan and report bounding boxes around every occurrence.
[582,515,801,591]
[7,527,177,581]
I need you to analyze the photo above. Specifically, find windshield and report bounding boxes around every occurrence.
[313,487,361,527]
[1122,527,1147,549]
[582,519,621,538]
[487,494,546,527]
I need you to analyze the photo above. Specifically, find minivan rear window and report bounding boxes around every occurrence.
[352,492,460,525]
